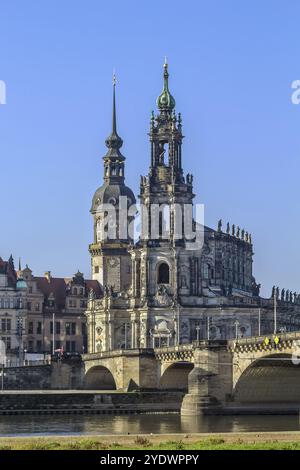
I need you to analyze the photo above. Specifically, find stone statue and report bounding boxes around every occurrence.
[236,226,240,238]
[281,288,285,301]
[271,286,275,298]
[286,289,290,302]
[226,222,230,234]
[241,229,245,240]
[251,278,261,297]
[276,287,280,299]
[232,224,235,236]
[217,219,222,232]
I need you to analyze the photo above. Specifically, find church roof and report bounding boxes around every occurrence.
[91,181,136,213]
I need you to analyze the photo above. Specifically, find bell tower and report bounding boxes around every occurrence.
[89,76,136,291]
[140,61,195,245]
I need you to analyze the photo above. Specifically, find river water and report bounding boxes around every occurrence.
[0,414,300,437]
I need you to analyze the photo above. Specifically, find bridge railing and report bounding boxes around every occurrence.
[228,331,300,348]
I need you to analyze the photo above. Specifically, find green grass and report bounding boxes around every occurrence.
[0,437,300,450]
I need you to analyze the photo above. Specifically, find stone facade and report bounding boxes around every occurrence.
[0,256,27,364]
[85,63,300,354]
[19,267,102,356]
[0,258,102,364]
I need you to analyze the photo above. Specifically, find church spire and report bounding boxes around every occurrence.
[103,73,125,184]
[104,73,124,160]
[156,59,176,112]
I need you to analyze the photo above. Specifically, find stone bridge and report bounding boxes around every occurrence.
[82,332,300,414]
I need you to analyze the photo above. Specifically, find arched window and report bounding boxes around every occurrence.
[158,263,170,284]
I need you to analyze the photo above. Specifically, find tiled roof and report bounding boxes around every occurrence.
[34,276,103,309]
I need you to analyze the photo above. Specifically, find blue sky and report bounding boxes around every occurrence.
[0,0,299,297]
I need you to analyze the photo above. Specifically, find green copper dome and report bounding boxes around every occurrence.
[156,62,175,111]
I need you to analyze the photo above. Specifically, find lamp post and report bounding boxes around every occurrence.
[258,308,261,336]
[23,348,27,366]
[52,312,55,356]
[234,320,240,340]
[207,317,210,341]
[1,364,5,391]
[196,324,200,342]
[274,290,277,334]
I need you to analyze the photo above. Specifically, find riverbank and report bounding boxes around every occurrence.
[1,432,300,450]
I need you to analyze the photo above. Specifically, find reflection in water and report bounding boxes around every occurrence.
[0,414,299,437]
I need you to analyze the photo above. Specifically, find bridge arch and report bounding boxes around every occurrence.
[159,362,193,390]
[84,365,117,390]
[234,353,300,403]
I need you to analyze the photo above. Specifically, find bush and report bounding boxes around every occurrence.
[134,436,151,447]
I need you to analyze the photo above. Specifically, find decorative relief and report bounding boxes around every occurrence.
[154,285,173,307]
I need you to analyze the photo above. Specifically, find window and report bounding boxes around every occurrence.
[36,340,42,352]
[28,322,33,334]
[2,337,11,350]
[37,322,42,335]
[66,322,71,335]
[27,302,32,311]
[66,340,76,352]
[51,340,61,352]
[94,266,99,274]
[1,319,11,332]
[28,340,33,352]
[82,323,86,336]
[56,322,60,335]
[73,288,77,295]
[50,322,53,335]
[35,303,40,312]
[158,263,170,284]
[71,323,76,335]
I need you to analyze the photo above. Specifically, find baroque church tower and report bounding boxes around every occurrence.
[89,77,136,292]
[86,63,257,354]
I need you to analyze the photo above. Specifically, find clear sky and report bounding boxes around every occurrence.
[0,0,299,297]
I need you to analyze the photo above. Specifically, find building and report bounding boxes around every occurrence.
[86,63,300,353]
[19,267,102,355]
[0,256,27,364]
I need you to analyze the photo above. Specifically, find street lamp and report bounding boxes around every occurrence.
[23,348,27,366]
[195,324,200,342]
[207,317,210,341]
[274,289,277,334]
[234,320,240,340]
[0,364,5,391]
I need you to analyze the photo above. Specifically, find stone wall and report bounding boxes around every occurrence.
[0,391,184,414]
[2,362,83,390]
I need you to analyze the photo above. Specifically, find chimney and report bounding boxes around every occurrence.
[45,271,52,283]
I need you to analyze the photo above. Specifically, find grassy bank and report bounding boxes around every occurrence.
[1,433,300,450]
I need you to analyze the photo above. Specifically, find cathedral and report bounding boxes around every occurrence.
[86,63,300,353]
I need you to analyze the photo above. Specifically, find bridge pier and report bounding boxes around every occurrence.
[181,343,233,415]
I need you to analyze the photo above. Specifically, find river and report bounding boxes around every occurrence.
[0,414,300,437]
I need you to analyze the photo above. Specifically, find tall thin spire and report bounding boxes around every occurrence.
[112,71,117,134]
[105,72,124,156]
